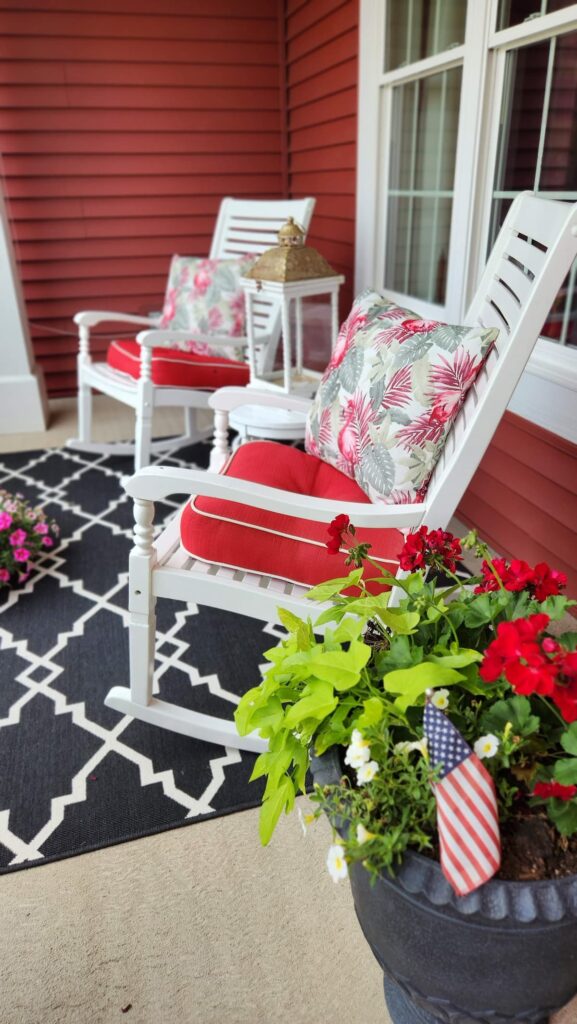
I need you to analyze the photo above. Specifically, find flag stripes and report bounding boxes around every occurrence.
[424,700,501,896]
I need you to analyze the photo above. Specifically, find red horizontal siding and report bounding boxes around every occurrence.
[0,0,284,396]
[285,0,358,349]
[0,11,278,42]
[458,412,577,603]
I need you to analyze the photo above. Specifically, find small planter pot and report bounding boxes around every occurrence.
[311,748,577,1024]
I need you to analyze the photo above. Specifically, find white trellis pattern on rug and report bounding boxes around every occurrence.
[0,443,278,871]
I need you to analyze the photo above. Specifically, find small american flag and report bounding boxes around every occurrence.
[424,701,501,896]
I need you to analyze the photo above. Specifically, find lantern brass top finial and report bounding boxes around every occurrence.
[277,217,305,247]
[244,217,337,283]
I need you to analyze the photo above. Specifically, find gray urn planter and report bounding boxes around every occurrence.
[311,748,577,1024]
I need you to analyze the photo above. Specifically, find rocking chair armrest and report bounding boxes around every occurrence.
[209,386,313,415]
[74,310,159,329]
[136,328,257,350]
[125,465,426,529]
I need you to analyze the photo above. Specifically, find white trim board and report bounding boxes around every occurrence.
[0,187,47,433]
[0,376,48,435]
[508,372,577,447]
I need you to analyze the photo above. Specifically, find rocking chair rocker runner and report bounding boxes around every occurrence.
[67,197,315,470]
[107,193,577,754]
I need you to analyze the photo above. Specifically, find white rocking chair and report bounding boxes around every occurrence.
[67,196,315,470]
[107,192,577,753]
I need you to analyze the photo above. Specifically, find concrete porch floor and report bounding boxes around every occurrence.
[0,397,575,1024]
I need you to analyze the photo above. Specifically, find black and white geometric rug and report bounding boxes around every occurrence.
[0,442,279,873]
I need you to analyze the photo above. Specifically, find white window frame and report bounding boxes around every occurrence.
[356,0,577,443]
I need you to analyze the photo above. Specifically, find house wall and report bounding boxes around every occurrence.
[285,0,358,327]
[458,412,577,599]
[0,0,285,397]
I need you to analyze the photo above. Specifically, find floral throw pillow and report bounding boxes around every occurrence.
[159,254,257,361]
[305,290,498,504]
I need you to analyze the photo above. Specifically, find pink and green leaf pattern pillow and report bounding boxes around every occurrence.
[160,254,257,361]
[305,291,498,504]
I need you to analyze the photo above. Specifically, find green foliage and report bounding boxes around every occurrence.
[234,533,577,877]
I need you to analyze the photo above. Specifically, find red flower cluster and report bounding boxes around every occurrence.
[480,614,577,721]
[533,781,577,801]
[475,557,567,602]
[398,526,462,574]
[326,514,351,554]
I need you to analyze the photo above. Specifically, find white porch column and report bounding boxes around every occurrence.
[0,187,47,433]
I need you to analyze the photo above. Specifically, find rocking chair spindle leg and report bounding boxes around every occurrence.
[77,325,93,444]
[135,350,154,471]
[184,406,196,442]
[127,497,156,707]
[209,408,230,472]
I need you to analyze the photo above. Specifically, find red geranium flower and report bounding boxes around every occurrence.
[475,557,534,594]
[326,514,351,554]
[551,652,577,723]
[475,557,566,600]
[531,562,568,601]
[398,526,461,573]
[533,781,577,801]
[479,614,557,695]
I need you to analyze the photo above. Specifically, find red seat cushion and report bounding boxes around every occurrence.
[180,441,404,589]
[107,339,250,389]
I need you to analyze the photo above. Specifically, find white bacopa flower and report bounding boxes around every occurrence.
[431,688,450,711]
[297,806,315,836]
[356,823,374,844]
[413,737,428,759]
[474,733,500,760]
[394,738,428,758]
[394,740,413,755]
[344,730,371,769]
[326,843,348,882]
[345,743,371,769]
[356,760,379,785]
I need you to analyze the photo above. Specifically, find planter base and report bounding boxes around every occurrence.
[384,977,442,1023]
[383,976,550,1024]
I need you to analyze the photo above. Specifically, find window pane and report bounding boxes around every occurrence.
[385,0,466,71]
[490,30,577,347]
[496,42,549,191]
[497,0,576,32]
[385,67,462,303]
[540,31,577,191]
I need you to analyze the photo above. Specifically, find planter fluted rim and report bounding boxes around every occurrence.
[311,746,577,925]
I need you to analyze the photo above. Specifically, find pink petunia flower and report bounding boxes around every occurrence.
[41,537,54,548]
[13,547,30,563]
[0,512,13,530]
[0,568,10,582]
[9,529,28,547]
[34,522,49,535]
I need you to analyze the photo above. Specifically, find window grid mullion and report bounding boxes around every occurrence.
[405,83,420,294]
[406,0,415,66]
[533,35,557,192]
[428,69,449,301]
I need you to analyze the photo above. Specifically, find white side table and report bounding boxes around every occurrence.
[228,402,308,447]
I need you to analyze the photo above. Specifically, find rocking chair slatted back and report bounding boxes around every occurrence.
[423,192,577,527]
[105,192,577,754]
